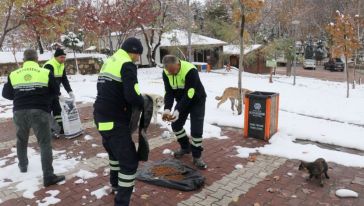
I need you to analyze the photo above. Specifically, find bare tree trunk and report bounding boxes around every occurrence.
[269,68,273,83]
[0,2,22,50]
[286,60,292,76]
[10,35,19,67]
[353,0,361,89]
[0,35,6,51]
[108,29,113,53]
[345,56,349,98]
[141,26,154,67]
[187,0,193,62]
[36,34,44,54]
[73,50,79,74]
[353,55,357,89]
[237,2,245,115]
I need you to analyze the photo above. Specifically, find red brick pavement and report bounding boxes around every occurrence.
[0,120,266,206]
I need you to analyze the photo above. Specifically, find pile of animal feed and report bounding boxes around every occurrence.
[151,165,185,181]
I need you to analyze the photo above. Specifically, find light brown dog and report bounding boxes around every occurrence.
[215,87,252,111]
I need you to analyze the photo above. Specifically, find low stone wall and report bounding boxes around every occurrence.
[0,57,103,76]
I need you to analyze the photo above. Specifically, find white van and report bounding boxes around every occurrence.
[303,59,316,70]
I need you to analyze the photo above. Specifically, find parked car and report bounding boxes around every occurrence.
[303,59,316,70]
[324,58,344,72]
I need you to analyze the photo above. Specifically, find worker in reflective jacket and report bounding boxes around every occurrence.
[43,48,74,137]
[162,55,207,169]
[2,49,65,187]
[93,38,144,206]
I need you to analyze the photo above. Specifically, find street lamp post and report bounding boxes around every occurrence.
[292,20,300,86]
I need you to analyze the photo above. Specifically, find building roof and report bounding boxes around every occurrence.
[223,44,263,55]
[160,29,227,47]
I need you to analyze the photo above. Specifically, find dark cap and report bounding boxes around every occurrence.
[54,48,66,57]
[121,37,143,54]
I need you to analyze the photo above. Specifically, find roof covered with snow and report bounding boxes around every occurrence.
[223,44,262,55]
[160,29,227,47]
[0,52,107,64]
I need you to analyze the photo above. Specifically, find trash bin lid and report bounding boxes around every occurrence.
[246,91,279,98]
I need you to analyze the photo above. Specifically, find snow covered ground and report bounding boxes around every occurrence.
[1,68,364,169]
[0,148,78,199]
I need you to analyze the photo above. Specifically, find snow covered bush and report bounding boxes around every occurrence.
[61,32,85,74]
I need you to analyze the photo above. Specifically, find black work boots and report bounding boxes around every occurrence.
[44,174,66,187]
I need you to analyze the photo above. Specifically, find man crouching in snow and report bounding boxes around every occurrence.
[2,49,65,186]
[162,55,207,169]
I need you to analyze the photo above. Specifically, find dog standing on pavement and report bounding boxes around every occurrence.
[146,94,164,124]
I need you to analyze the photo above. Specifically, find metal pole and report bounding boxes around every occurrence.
[292,21,299,86]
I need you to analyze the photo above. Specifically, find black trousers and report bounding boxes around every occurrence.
[51,97,63,134]
[13,109,54,178]
[171,99,205,158]
[97,122,138,206]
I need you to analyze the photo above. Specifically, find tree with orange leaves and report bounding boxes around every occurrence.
[78,0,158,53]
[234,0,265,115]
[0,0,72,53]
[22,0,73,54]
[327,10,360,98]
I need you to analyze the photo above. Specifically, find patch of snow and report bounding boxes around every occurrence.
[75,169,98,180]
[36,190,61,206]
[0,148,78,198]
[57,180,66,185]
[216,136,229,140]
[235,146,257,158]
[103,168,110,177]
[16,179,40,199]
[74,179,85,184]
[161,131,172,139]
[96,153,108,159]
[162,149,173,154]
[91,186,111,199]
[84,135,94,141]
[335,189,359,198]
[235,164,243,169]
[91,144,98,148]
